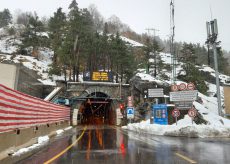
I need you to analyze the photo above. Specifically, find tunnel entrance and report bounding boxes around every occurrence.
[78,92,115,125]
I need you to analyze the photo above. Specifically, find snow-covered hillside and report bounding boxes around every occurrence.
[129,52,230,137]
[0,24,229,137]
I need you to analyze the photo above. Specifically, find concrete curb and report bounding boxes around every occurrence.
[0,125,72,163]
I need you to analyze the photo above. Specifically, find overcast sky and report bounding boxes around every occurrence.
[1,0,230,51]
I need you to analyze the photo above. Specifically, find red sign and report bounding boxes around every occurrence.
[188,108,197,117]
[127,96,133,107]
[187,83,195,90]
[179,83,187,91]
[171,84,178,91]
[172,109,180,118]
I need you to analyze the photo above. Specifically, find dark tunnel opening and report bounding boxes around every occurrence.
[78,92,115,125]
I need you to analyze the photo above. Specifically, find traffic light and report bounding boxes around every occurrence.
[119,103,125,110]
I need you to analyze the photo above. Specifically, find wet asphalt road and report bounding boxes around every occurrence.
[15,125,230,164]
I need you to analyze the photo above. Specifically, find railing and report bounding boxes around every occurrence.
[0,84,70,133]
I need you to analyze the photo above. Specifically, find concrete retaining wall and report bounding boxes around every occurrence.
[0,121,69,161]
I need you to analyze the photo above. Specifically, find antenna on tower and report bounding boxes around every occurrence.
[170,0,176,83]
[209,5,213,20]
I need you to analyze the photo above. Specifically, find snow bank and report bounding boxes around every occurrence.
[13,136,49,156]
[56,129,64,135]
[123,115,230,138]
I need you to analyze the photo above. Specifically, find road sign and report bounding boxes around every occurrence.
[179,83,187,91]
[143,90,148,99]
[170,90,198,101]
[148,88,164,98]
[127,107,134,119]
[152,104,168,125]
[171,84,178,91]
[175,101,193,110]
[188,108,197,118]
[127,96,133,107]
[187,83,195,90]
[172,109,180,118]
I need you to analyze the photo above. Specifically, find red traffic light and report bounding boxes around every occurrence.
[119,103,125,110]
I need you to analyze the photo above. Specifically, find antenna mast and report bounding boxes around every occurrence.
[170,0,176,83]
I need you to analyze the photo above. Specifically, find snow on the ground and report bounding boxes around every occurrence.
[64,126,72,131]
[120,36,144,47]
[0,51,56,85]
[13,136,49,156]
[12,126,72,156]
[56,129,64,135]
[123,85,230,138]
[123,111,230,138]
[125,53,230,138]
[136,72,163,85]
[199,64,230,85]
[0,36,21,54]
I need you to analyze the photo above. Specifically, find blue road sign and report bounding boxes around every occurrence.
[127,107,134,119]
[152,104,168,125]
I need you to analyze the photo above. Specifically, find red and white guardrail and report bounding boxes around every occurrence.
[0,84,70,133]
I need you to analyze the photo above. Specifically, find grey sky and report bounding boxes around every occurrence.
[1,0,230,51]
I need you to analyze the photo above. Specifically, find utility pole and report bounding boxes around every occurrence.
[170,0,176,84]
[145,28,159,77]
[206,19,222,116]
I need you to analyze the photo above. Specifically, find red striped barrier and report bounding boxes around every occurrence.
[0,84,70,133]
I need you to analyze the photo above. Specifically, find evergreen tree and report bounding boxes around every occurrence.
[179,43,197,63]
[48,8,66,71]
[0,9,12,27]
[21,13,46,56]
[178,43,208,94]
[143,37,163,76]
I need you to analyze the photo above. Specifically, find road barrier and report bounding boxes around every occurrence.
[0,84,70,133]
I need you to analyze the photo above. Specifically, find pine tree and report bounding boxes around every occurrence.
[21,13,46,57]
[48,8,67,74]
[143,37,163,76]
[0,9,12,27]
[178,43,208,94]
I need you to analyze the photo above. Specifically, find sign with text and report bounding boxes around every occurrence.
[174,101,193,110]
[83,71,113,82]
[148,88,164,98]
[170,90,198,102]
[152,104,168,125]
[92,72,109,81]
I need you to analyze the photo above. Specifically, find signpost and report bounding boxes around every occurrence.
[127,107,134,120]
[148,88,164,98]
[172,109,180,125]
[153,104,168,125]
[179,83,187,91]
[188,108,197,124]
[187,83,195,90]
[175,101,193,110]
[170,90,198,102]
[171,84,178,92]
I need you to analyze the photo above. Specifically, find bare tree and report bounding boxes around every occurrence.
[88,4,104,32]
